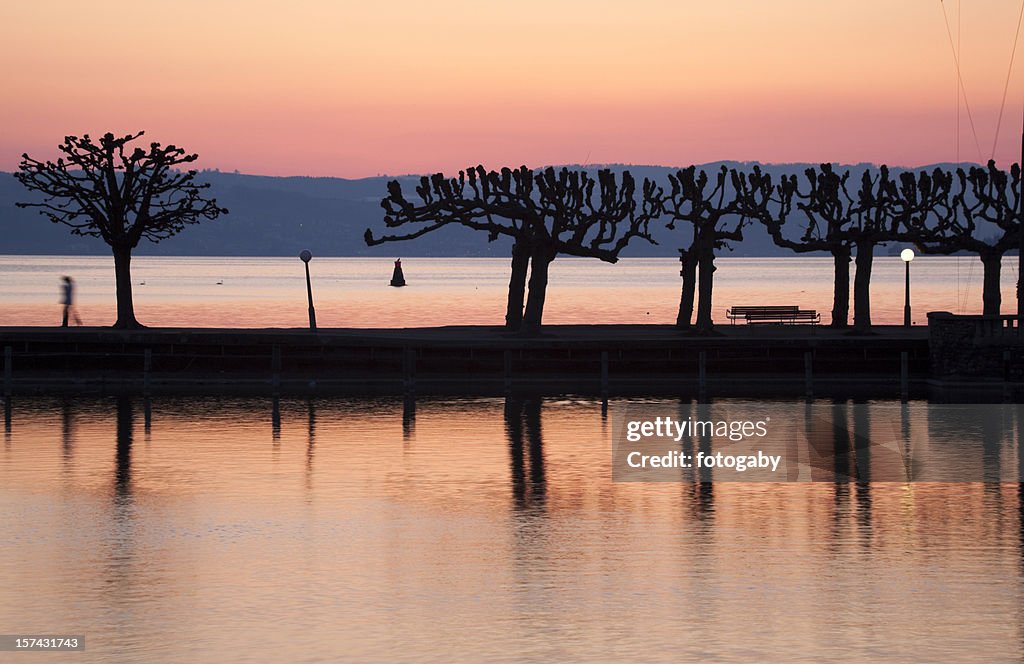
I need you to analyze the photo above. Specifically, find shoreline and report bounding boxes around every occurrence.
[0,324,958,398]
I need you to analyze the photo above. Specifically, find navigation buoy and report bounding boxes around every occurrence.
[390,258,406,287]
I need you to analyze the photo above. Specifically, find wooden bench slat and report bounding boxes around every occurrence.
[726,305,819,325]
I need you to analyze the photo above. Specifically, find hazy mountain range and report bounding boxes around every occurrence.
[0,162,977,258]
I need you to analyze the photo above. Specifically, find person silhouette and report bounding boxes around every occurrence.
[60,276,82,327]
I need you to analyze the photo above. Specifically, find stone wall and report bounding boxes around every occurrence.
[928,312,1024,381]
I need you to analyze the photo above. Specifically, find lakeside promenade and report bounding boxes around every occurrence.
[0,324,940,397]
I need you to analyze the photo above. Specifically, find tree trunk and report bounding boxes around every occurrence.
[522,245,556,335]
[980,251,1003,316]
[695,245,716,333]
[676,246,697,328]
[831,247,851,328]
[505,241,530,330]
[112,244,140,329]
[852,241,873,332]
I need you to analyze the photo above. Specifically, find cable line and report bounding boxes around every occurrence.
[991,0,1024,161]
[939,0,984,163]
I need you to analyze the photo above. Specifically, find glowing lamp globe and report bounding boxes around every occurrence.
[900,248,915,263]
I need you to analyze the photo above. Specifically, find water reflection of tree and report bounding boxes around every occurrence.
[672,399,715,521]
[851,401,872,543]
[504,397,547,509]
[695,401,716,519]
[101,395,150,637]
[115,395,134,502]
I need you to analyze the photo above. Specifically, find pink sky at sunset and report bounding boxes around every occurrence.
[2,0,1024,177]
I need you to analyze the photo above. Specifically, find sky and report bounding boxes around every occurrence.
[2,0,1024,178]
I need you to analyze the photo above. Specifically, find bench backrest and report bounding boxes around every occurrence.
[729,305,800,315]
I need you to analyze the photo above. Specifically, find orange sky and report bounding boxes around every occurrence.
[2,1,1024,177]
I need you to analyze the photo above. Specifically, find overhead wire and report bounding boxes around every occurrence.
[991,0,1024,161]
[938,0,984,163]
[938,1,1024,312]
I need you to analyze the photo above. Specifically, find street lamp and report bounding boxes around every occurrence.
[901,248,915,328]
[299,250,317,330]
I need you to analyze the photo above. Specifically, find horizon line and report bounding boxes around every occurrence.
[0,158,1001,183]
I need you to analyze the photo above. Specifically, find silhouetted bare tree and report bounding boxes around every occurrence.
[366,165,659,333]
[759,166,859,327]
[661,166,772,332]
[762,164,915,331]
[902,161,1020,315]
[15,131,227,328]
[845,166,905,331]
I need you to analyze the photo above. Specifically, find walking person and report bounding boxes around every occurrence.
[60,276,82,327]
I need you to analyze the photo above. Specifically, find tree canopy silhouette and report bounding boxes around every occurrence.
[759,165,858,327]
[16,131,227,328]
[901,161,1020,316]
[761,164,925,331]
[366,165,659,333]
[660,165,773,332]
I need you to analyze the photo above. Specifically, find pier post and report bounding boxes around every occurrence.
[600,351,609,397]
[804,351,813,398]
[271,345,282,394]
[143,348,152,396]
[3,396,10,437]
[900,351,909,402]
[698,350,707,395]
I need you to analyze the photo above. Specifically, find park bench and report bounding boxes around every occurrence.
[726,305,820,325]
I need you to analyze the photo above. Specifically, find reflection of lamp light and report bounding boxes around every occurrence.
[901,249,914,327]
[300,250,317,330]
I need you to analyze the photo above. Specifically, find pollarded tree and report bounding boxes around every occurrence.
[764,164,909,332]
[15,131,227,328]
[902,161,1020,315]
[844,165,918,331]
[523,167,661,332]
[366,165,659,333]
[661,166,773,333]
[367,166,545,330]
[759,166,852,327]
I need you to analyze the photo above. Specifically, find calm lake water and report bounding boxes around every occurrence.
[1,396,1023,662]
[0,255,1019,328]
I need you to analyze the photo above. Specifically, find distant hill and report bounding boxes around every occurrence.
[0,162,978,257]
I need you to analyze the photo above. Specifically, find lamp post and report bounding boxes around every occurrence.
[901,248,914,328]
[299,250,317,330]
